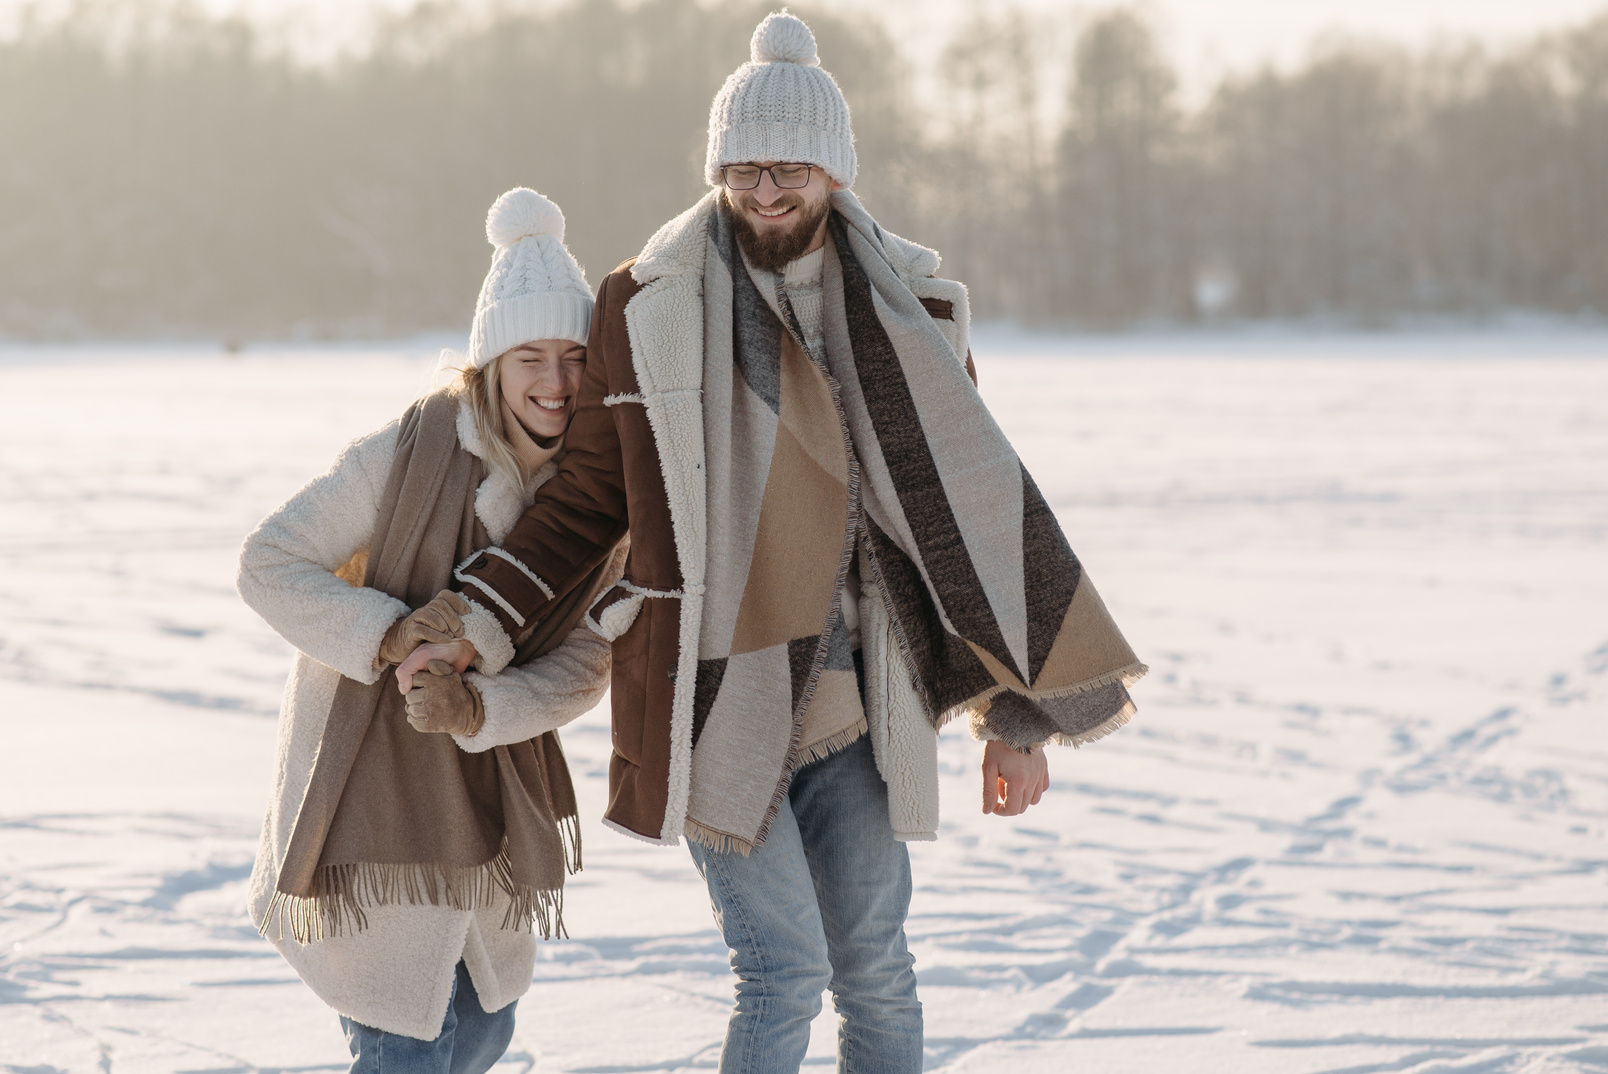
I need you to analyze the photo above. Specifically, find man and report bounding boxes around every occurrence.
[401,12,1145,1071]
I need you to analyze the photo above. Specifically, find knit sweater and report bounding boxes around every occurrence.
[782,246,827,360]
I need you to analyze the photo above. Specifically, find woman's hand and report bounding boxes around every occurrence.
[404,661,486,736]
[982,739,1049,816]
[375,591,470,668]
[395,640,476,693]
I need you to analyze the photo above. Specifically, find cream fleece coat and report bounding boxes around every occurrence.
[237,399,623,1040]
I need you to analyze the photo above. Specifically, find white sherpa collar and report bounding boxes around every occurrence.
[631,191,719,286]
[454,397,557,544]
[455,397,485,458]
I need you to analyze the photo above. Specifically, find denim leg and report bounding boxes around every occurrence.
[339,959,516,1074]
[341,973,459,1074]
[689,796,833,1074]
[690,735,924,1074]
[447,959,517,1074]
[791,737,923,1074]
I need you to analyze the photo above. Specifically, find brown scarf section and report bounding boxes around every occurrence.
[263,389,613,945]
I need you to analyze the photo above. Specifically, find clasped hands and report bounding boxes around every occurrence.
[377,591,483,736]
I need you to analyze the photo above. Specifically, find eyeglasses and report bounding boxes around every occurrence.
[721,163,814,190]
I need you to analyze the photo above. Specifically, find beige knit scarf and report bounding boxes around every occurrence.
[262,389,609,944]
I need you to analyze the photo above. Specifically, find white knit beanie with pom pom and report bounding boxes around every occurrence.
[705,11,855,188]
[468,187,593,368]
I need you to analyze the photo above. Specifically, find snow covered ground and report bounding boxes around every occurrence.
[1,331,1605,1073]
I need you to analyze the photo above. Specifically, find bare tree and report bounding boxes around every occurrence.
[926,6,1048,319]
[1052,9,1190,324]
[1202,42,1416,319]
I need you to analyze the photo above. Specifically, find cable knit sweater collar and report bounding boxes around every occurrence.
[782,245,824,287]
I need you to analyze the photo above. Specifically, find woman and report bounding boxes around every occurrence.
[237,188,620,1072]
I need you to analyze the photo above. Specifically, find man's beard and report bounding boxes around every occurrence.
[725,188,831,273]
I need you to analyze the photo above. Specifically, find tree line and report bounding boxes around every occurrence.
[2,0,1605,337]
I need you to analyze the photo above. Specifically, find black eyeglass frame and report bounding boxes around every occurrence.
[720,163,815,191]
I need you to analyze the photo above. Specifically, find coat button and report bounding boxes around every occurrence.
[473,556,489,570]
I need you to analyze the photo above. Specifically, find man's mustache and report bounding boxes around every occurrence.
[735,193,806,214]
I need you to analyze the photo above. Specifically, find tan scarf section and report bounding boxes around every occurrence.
[263,389,611,945]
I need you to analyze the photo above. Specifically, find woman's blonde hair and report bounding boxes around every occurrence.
[449,354,528,489]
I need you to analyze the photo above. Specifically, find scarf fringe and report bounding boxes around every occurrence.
[939,661,1150,729]
[259,845,569,946]
[558,811,583,876]
[797,718,869,767]
[684,818,756,857]
[1051,698,1137,748]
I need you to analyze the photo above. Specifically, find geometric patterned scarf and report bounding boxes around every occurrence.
[686,196,1145,854]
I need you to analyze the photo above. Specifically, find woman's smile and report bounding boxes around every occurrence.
[501,339,586,439]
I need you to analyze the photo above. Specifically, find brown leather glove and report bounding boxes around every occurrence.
[404,659,486,736]
[377,590,471,668]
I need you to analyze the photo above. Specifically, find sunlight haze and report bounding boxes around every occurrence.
[30,0,1608,66]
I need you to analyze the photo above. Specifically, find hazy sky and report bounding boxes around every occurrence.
[843,0,1604,75]
[8,0,1604,78]
[830,0,1608,102]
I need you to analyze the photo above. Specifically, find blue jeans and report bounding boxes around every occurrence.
[340,959,515,1074]
[688,734,923,1074]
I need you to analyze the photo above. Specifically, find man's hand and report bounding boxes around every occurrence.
[982,739,1049,816]
[396,640,476,693]
[376,591,470,668]
[404,660,486,736]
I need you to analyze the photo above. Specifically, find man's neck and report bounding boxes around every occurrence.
[801,214,829,258]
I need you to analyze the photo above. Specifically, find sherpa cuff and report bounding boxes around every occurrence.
[454,673,507,754]
[461,597,516,677]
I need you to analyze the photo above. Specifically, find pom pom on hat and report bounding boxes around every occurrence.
[469,187,592,365]
[751,11,819,66]
[485,187,565,248]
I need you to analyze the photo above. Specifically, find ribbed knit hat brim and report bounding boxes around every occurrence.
[706,113,856,188]
[470,291,592,367]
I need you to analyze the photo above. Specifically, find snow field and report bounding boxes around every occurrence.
[1,334,1605,1072]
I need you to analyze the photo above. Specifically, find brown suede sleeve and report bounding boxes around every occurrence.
[458,267,638,636]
